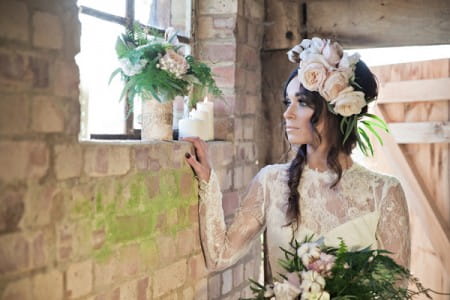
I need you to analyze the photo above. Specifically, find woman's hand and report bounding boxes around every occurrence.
[182,137,211,182]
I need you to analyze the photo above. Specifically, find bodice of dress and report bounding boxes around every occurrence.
[197,162,410,280]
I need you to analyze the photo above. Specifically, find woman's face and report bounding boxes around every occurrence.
[283,77,317,145]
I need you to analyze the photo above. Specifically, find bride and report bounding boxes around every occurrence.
[182,38,410,282]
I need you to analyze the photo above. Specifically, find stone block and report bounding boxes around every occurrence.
[66,260,93,299]
[119,280,137,300]
[84,146,130,177]
[29,56,50,88]
[0,93,29,135]
[213,95,235,117]
[93,258,116,290]
[198,16,235,40]
[236,16,247,44]
[0,52,29,88]
[21,184,57,228]
[245,69,260,96]
[233,117,244,140]
[133,143,178,171]
[247,21,264,49]
[62,10,81,58]
[31,230,51,269]
[31,96,65,133]
[243,117,255,140]
[0,188,24,233]
[215,168,232,191]
[153,259,187,297]
[182,287,194,300]
[53,59,80,98]
[54,143,82,180]
[156,235,176,265]
[188,253,208,281]
[198,42,236,63]
[32,11,63,49]
[176,227,195,256]
[199,0,238,14]
[0,0,28,42]
[238,45,260,71]
[208,141,233,169]
[211,64,235,88]
[2,278,32,300]
[137,277,150,300]
[0,141,49,182]
[222,268,233,294]
[32,269,63,300]
[233,165,245,190]
[194,278,208,300]
[0,232,29,274]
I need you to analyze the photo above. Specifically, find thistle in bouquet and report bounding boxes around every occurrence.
[243,236,441,300]
[109,23,222,115]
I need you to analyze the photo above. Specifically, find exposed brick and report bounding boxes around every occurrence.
[32,11,63,49]
[0,141,49,182]
[222,268,233,294]
[215,168,232,191]
[243,117,255,140]
[32,269,63,300]
[232,263,244,287]
[0,0,28,42]
[179,171,195,197]
[0,188,24,233]
[0,232,29,274]
[0,52,30,88]
[2,278,32,300]
[236,16,247,44]
[54,143,82,180]
[211,65,235,88]
[194,278,208,300]
[31,230,50,268]
[222,191,239,216]
[198,43,236,63]
[176,227,195,256]
[119,280,137,300]
[0,93,29,135]
[198,16,235,40]
[153,259,187,297]
[84,146,130,177]
[234,117,244,140]
[21,184,57,228]
[92,228,105,250]
[29,56,50,88]
[137,277,150,300]
[182,287,194,300]
[208,273,221,299]
[95,288,120,300]
[31,96,65,133]
[93,258,116,289]
[199,0,238,14]
[245,70,260,96]
[62,10,81,58]
[214,117,234,141]
[133,143,178,171]
[156,235,176,265]
[53,59,79,98]
[66,260,93,299]
[208,141,234,169]
[213,96,235,117]
[238,46,260,71]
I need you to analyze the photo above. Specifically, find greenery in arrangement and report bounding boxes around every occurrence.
[110,23,222,114]
[243,236,443,300]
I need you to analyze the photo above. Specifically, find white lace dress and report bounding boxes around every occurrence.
[198,162,410,279]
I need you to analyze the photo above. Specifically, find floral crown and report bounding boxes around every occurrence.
[287,37,389,156]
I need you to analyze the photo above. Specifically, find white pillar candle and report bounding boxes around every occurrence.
[189,108,209,140]
[178,118,204,140]
[196,97,214,141]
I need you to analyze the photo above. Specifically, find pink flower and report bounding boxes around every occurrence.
[322,39,343,67]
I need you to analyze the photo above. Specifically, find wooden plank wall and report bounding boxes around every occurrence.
[365,59,450,299]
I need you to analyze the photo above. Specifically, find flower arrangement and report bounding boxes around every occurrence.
[110,24,222,111]
[287,38,388,156]
[244,236,438,300]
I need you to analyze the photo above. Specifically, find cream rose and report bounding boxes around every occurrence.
[273,280,301,300]
[298,61,328,91]
[332,87,366,117]
[320,71,351,101]
[322,39,343,66]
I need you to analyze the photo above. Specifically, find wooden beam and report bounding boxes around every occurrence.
[373,106,450,273]
[378,78,450,104]
[389,121,450,144]
[306,0,450,48]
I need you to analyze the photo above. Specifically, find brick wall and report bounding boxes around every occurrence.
[0,0,266,299]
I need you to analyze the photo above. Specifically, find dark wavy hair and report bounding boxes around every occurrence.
[283,60,378,229]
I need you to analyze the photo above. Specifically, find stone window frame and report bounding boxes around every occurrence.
[79,0,193,140]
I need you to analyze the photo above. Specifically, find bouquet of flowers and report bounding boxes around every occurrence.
[110,24,222,111]
[244,236,436,300]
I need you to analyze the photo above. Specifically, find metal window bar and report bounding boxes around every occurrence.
[79,0,191,138]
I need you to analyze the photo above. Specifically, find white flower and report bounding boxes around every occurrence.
[158,49,188,78]
[301,291,330,300]
[119,57,148,76]
[322,39,343,67]
[310,37,325,53]
[264,285,275,298]
[273,280,301,300]
[331,87,366,117]
[300,39,312,49]
[287,44,305,63]
[339,52,361,69]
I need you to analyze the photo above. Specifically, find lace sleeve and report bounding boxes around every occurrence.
[376,179,411,268]
[198,166,269,272]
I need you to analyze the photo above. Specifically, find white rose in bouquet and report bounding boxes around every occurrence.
[273,280,301,300]
[298,61,328,92]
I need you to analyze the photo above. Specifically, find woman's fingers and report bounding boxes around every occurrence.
[181,137,208,163]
